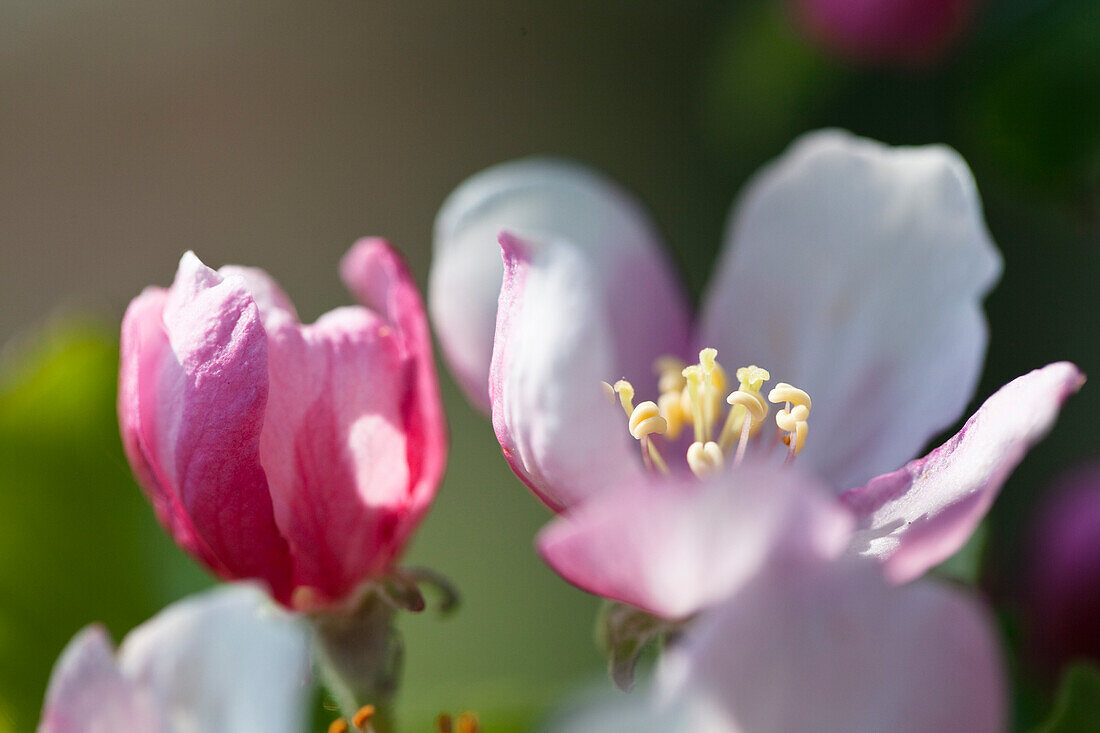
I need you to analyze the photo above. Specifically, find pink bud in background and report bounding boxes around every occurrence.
[790,0,981,66]
[1026,463,1100,673]
[118,239,446,611]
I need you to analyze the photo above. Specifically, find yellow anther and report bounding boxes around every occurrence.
[613,380,635,418]
[687,440,724,479]
[769,383,811,456]
[718,365,771,453]
[654,356,687,394]
[628,401,667,439]
[657,391,687,440]
[769,383,811,410]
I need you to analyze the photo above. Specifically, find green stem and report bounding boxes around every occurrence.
[310,591,403,733]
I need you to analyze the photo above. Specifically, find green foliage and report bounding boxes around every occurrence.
[0,324,209,731]
[932,521,988,585]
[1030,665,1100,733]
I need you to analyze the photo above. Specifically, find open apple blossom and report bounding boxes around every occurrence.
[431,132,1082,586]
[37,584,311,733]
[118,238,446,612]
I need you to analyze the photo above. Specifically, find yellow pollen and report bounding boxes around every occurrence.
[654,356,687,393]
[687,440,724,478]
[351,705,376,730]
[455,713,481,733]
[329,720,350,733]
[769,383,811,456]
[611,351,811,475]
[628,401,667,439]
[719,366,772,453]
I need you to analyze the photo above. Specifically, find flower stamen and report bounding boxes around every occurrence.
[769,383,811,461]
[719,365,771,456]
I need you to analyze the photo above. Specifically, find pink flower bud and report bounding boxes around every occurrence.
[791,0,980,66]
[118,239,446,610]
[1027,463,1100,673]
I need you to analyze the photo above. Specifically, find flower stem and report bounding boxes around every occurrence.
[310,590,403,733]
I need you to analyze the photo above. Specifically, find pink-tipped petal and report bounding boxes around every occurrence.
[842,362,1085,584]
[217,264,300,328]
[340,237,447,528]
[698,130,1001,493]
[118,584,311,733]
[38,626,166,733]
[431,158,690,412]
[119,286,226,574]
[491,233,647,512]
[537,466,853,618]
[260,305,419,604]
[122,253,294,601]
[660,559,1006,733]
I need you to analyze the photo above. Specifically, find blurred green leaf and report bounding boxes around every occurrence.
[701,1,848,169]
[932,521,988,584]
[0,323,209,731]
[1029,664,1100,733]
[960,0,1100,202]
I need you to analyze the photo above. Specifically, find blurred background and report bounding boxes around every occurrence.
[1,0,1097,730]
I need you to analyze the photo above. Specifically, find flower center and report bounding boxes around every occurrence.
[606,348,812,479]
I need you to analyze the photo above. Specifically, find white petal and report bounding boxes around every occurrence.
[538,465,853,618]
[492,233,646,510]
[432,158,690,412]
[842,362,1084,583]
[38,626,167,733]
[698,130,1002,492]
[117,584,312,733]
[660,557,1006,733]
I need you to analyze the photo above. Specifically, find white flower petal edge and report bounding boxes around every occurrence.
[655,557,1006,733]
[39,584,311,733]
[432,158,690,412]
[39,627,167,733]
[842,362,1086,583]
[699,129,1003,493]
[491,233,648,511]
[537,465,853,618]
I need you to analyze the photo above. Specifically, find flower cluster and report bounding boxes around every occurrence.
[37,131,1085,733]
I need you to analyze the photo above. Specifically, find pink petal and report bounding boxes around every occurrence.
[431,158,690,412]
[491,233,649,511]
[217,264,301,327]
[697,130,1002,493]
[661,558,1006,733]
[119,286,225,574]
[123,253,294,601]
[38,626,166,733]
[260,305,420,604]
[340,237,448,534]
[537,465,853,619]
[841,362,1085,584]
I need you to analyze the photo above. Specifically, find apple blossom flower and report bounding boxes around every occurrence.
[1025,462,1100,672]
[790,0,981,67]
[119,238,446,611]
[430,130,1083,610]
[38,584,311,733]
